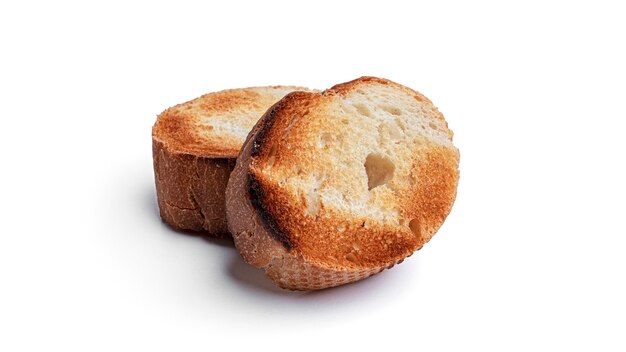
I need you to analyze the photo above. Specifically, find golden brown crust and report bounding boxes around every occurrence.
[226,77,460,289]
[152,86,311,157]
[153,112,242,158]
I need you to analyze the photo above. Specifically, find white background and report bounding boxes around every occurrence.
[1,1,625,351]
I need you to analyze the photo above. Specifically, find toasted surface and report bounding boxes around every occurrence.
[153,86,309,158]
[153,86,310,235]
[226,77,460,289]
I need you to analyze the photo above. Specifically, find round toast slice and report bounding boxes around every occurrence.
[152,86,311,237]
[226,77,460,289]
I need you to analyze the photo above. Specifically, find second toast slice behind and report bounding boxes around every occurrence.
[153,86,312,236]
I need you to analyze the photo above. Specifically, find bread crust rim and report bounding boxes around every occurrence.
[152,134,240,159]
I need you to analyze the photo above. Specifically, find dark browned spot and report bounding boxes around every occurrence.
[365,153,395,190]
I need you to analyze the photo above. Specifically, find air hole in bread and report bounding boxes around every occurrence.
[345,252,358,263]
[395,117,406,132]
[305,188,320,217]
[267,144,277,168]
[409,218,421,237]
[380,105,402,116]
[353,103,373,117]
[365,153,395,190]
[337,223,346,232]
[386,122,403,141]
[319,133,333,147]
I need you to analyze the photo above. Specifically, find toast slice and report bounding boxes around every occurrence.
[152,86,311,237]
[226,77,460,289]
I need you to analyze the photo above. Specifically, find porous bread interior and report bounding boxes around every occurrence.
[257,84,452,229]
[154,86,308,157]
[249,78,459,270]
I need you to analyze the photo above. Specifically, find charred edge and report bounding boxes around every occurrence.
[247,173,293,250]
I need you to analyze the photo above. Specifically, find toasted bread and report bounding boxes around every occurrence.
[152,86,310,236]
[226,77,460,289]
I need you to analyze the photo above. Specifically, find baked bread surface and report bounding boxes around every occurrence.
[226,77,460,289]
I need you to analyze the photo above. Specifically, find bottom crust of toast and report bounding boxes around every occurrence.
[153,139,235,237]
[264,253,395,290]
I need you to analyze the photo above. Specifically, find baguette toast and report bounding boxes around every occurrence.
[226,77,460,289]
[152,86,310,237]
